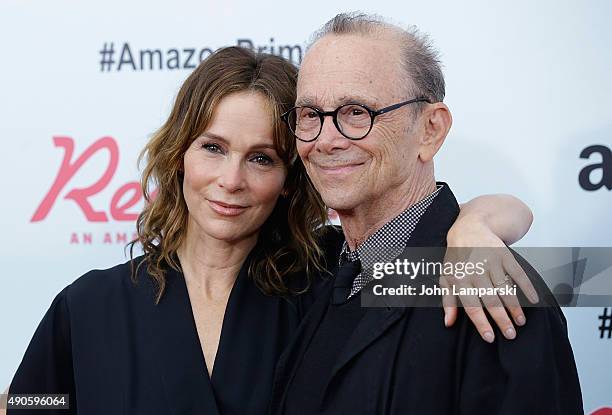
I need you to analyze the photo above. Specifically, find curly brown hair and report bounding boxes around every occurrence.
[129,46,329,303]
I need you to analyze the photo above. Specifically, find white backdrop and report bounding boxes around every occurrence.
[1,0,610,413]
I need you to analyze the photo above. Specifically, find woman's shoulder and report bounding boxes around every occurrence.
[68,256,142,289]
[65,255,157,308]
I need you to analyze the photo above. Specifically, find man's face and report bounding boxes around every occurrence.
[296,33,423,212]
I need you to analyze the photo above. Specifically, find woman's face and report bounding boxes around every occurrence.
[182,91,287,244]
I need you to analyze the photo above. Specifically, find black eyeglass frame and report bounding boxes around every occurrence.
[281,97,432,142]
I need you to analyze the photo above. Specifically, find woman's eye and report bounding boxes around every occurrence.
[202,143,223,154]
[251,154,273,165]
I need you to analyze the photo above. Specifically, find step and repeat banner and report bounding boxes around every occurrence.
[1,0,610,413]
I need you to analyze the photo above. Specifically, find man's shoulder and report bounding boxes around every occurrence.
[316,224,345,267]
[509,248,567,316]
[317,224,344,248]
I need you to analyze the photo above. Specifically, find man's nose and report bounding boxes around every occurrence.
[217,158,246,192]
[314,115,351,154]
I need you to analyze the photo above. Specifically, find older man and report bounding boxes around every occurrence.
[270,13,583,415]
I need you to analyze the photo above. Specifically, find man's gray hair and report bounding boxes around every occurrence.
[308,12,445,104]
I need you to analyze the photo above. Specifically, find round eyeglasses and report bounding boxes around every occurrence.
[281,97,431,142]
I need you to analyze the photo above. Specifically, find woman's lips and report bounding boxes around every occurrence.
[207,199,249,216]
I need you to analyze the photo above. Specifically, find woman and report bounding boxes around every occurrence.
[7,47,534,414]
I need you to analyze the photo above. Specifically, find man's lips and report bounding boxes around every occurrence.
[313,162,365,175]
[207,199,249,216]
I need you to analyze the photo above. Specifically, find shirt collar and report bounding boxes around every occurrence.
[339,184,444,274]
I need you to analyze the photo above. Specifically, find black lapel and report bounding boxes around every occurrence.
[324,183,460,386]
[270,227,345,414]
[407,183,460,248]
[270,279,335,414]
[325,305,407,387]
[144,265,221,415]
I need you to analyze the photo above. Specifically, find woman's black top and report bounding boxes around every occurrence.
[8,229,343,415]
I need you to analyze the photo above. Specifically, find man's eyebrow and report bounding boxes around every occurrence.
[295,95,380,109]
[295,96,318,107]
[337,95,379,108]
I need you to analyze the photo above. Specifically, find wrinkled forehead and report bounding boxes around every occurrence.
[297,34,406,108]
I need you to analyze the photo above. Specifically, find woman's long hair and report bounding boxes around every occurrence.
[129,46,328,303]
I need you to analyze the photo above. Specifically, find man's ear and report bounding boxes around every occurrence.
[418,102,452,162]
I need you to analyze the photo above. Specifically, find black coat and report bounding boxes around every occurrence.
[7,243,342,415]
[270,184,583,415]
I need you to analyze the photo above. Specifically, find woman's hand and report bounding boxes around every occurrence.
[443,194,538,343]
